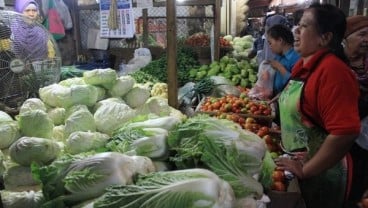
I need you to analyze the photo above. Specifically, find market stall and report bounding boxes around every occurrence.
[3,0,367,207]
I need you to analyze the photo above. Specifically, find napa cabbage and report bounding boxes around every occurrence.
[32,152,155,207]
[0,190,44,208]
[92,168,235,208]
[168,115,266,198]
[106,127,168,159]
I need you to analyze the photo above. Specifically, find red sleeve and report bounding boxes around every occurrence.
[303,56,361,135]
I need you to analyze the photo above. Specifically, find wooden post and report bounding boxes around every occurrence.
[166,0,178,108]
[142,8,148,47]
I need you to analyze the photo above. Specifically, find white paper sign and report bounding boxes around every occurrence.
[0,0,4,8]
[136,0,153,8]
[99,0,135,38]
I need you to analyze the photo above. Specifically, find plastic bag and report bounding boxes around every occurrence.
[121,48,152,75]
[248,60,276,100]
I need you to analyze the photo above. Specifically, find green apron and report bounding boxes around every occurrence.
[278,53,347,208]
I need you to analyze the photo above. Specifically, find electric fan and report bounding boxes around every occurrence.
[0,10,61,113]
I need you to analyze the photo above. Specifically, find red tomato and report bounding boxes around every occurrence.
[263,135,273,145]
[272,181,286,192]
[263,109,272,115]
[272,170,285,182]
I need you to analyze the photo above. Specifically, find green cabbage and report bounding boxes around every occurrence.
[94,102,136,135]
[64,105,96,138]
[17,110,54,139]
[0,111,13,123]
[83,68,117,89]
[39,84,99,108]
[9,136,60,166]
[52,125,65,142]
[47,107,66,125]
[66,131,110,154]
[39,84,73,108]
[109,75,135,97]
[0,121,21,149]
[19,98,47,114]
[69,85,99,107]
[58,77,86,87]
[123,85,151,108]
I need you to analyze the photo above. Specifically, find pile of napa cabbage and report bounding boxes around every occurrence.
[0,68,274,208]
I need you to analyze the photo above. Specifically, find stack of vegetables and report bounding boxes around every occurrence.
[189,55,258,88]
[223,35,254,60]
[0,68,278,207]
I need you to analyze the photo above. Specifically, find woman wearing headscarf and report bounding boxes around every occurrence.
[12,0,50,61]
[344,15,368,207]
[274,3,360,208]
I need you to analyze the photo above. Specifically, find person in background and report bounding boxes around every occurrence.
[265,24,300,96]
[248,14,289,64]
[343,15,368,208]
[12,0,53,61]
[258,14,289,63]
[275,3,361,208]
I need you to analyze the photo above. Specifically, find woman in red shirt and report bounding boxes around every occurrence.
[275,3,361,208]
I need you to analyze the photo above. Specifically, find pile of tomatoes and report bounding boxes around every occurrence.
[199,94,272,116]
[271,168,287,192]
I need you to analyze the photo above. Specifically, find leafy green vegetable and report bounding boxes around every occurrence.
[0,190,44,208]
[0,121,20,149]
[93,168,235,208]
[106,127,168,159]
[32,152,155,208]
[9,136,60,166]
[168,115,266,198]
[17,110,54,139]
[138,46,199,87]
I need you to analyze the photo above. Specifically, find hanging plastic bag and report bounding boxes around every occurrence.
[248,60,276,100]
[122,48,152,75]
[43,0,65,40]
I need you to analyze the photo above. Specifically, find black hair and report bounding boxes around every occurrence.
[293,9,304,26]
[266,24,294,45]
[308,3,348,63]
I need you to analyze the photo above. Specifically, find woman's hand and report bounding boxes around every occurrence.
[268,60,283,71]
[275,156,305,179]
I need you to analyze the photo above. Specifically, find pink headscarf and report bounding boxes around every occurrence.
[14,0,39,13]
